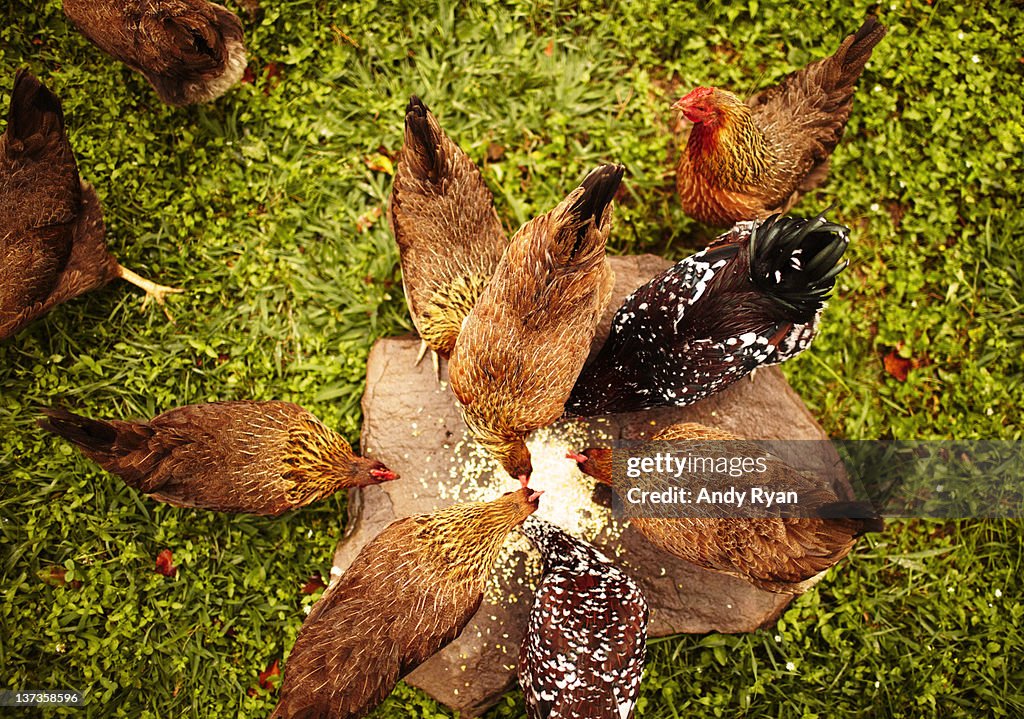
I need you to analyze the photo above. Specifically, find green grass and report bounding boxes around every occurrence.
[1,0,1022,717]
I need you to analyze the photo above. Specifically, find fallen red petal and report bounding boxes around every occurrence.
[155,549,177,577]
[883,350,912,382]
[301,573,325,595]
[258,659,280,690]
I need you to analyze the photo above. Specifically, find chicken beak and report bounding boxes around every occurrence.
[527,489,544,504]
[566,452,588,464]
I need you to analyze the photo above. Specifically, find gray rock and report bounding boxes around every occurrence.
[331,254,846,716]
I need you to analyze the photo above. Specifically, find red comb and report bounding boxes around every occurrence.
[673,86,715,109]
[686,86,715,101]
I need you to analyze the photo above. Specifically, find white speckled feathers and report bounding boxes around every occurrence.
[519,517,648,719]
[566,214,848,416]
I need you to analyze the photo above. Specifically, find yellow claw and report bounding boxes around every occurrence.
[117,264,184,323]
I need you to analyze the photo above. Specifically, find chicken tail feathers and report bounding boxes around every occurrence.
[37,407,119,451]
[571,164,624,233]
[821,16,887,96]
[747,213,849,323]
[402,96,447,184]
[37,407,163,490]
[560,163,624,261]
[816,500,886,535]
[837,16,888,84]
[8,69,64,143]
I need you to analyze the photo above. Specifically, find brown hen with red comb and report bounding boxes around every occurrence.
[674,17,887,226]
[38,401,397,515]
[573,423,882,594]
[271,489,540,719]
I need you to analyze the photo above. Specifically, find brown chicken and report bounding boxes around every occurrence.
[0,70,180,340]
[674,17,887,226]
[389,96,508,368]
[63,0,247,106]
[448,165,622,481]
[38,401,398,515]
[572,423,882,594]
[270,488,541,719]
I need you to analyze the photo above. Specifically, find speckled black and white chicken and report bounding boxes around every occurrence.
[519,517,648,719]
[566,213,849,416]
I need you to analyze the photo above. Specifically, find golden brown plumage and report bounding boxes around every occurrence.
[270,488,540,719]
[389,96,508,362]
[1,70,77,339]
[62,0,247,106]
[574,423,882,594]
[674,17,887,226]
[38,401,397,516]
[0,70,180,341]
[448,165,621,480]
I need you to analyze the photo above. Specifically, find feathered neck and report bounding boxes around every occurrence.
[418,492,534,579]
[687,101,775,186]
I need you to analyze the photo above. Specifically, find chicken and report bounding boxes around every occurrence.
[271,488,541,719]
[389,96,508,369]
[62,0,247,106]
[566,213,848,416]
[674,17,887,226]
[38,401,397,516]
[0,70,180,341]
[519,517,648,719]
[448,165,621,481]
[572,423,882,594]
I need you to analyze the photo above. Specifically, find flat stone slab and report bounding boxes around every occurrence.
[331,254,846,716]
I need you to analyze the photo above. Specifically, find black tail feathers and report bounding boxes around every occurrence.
[37,407,118,452]
[8,69,64,142]
[562,164,624,260]
[571,164,625,231]
[403,95,444,182]
[747,212,849,323]
[816,500,885,535]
